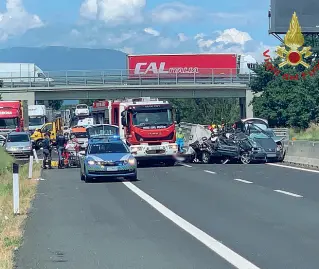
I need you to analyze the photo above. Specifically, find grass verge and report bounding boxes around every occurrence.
[290,124,319,141]
[0,148,41,269]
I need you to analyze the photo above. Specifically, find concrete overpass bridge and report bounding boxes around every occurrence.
[0,69,255,118]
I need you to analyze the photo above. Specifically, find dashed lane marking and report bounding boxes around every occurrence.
[123,181,261,269]
[204,170,216,174]
[233,179,253,184]
[274,189,303,198]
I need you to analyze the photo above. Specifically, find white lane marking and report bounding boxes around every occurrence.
[233,179,252,184]
[204,170,216,174]
[180,163,192,168]
[123,181,261,269]
[274,189,303,198]
[267,163,319,173]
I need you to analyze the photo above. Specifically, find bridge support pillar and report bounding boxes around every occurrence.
[1,92,35,105]
[239,89,254,119]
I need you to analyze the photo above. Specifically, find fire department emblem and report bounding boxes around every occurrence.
[276,12,312,68]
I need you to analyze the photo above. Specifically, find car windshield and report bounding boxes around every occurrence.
[88,143,129,154]
[132,109,173,126]
[29,117,45,126]
[248,124,274,139]
[0,118,18,129]
[77,105,88,109]
[7,134,29,142]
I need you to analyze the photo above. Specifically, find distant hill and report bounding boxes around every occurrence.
[0,46,127,71]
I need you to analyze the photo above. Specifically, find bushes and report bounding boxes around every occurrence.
[290,124,319,141]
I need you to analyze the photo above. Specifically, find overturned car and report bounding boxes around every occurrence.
[185,126,267,164]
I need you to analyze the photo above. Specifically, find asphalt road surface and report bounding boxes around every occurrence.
[15,162,319,269]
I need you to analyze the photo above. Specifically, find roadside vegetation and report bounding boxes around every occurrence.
[289,124,319,141]
[0,148,41,269]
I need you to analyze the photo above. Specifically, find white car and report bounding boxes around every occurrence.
[75,104,90,117]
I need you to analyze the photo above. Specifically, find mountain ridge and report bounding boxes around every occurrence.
[0,46,128,71]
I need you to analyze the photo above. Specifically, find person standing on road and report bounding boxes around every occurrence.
[176,127,185,153]
[42,133,52,169]
[56,130,66,169]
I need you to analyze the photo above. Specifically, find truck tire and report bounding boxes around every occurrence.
[35,139,43,149]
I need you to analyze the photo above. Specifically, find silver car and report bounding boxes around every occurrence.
[5,131,33,159]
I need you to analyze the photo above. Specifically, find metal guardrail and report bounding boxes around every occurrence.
[272,128,290,142]
[0,68,255,88]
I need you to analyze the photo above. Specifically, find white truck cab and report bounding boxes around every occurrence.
[28,105,47,132]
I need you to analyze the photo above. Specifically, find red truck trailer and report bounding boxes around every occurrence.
[0,101,25,136]
[127,53,238,78]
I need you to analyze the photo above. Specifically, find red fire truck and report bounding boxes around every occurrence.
[0,101,24,136]
[107,97,180,165]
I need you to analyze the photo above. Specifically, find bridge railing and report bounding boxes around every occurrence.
[0,68,255,88]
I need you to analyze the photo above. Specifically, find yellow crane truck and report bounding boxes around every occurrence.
[31,117,63,149]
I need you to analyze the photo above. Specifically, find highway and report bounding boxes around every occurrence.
[15,163,319,269]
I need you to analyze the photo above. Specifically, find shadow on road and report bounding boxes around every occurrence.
[86,177,140,184]
[137,162,185,169]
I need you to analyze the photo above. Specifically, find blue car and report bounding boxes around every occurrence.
[80,135,137,182]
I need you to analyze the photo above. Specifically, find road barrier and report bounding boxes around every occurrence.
[283,141,319,167]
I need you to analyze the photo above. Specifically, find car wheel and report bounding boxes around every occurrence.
[201,151,210,164]
[80,172,85,181]
[85,175,93,183]
[127,171,137,181]
[240,152,251,164]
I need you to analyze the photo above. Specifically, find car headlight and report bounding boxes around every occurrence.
[127,158,136,165]
[131,146,143,152]
[24,146,31,150]
[169,144,178,150]
[87,160,95,165]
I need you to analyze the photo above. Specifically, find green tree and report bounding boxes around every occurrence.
[250,46,319,128]
[81,99,96,106]
[170,98,240,125]
[48,100,63,110]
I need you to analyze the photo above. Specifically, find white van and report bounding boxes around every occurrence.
[77,117,95,127]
